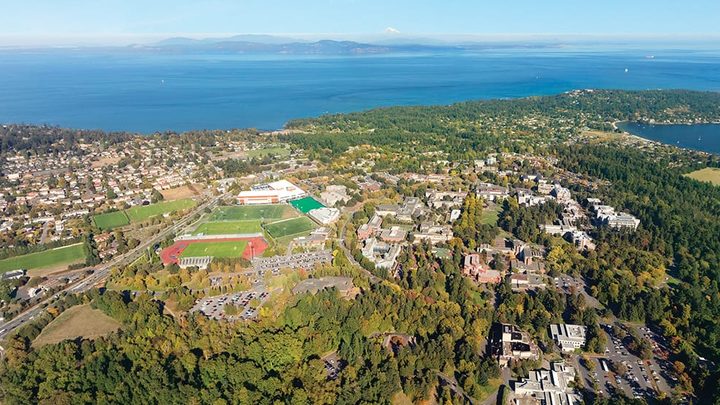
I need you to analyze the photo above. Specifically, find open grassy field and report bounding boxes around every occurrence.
[160,184,203,200]
[289,197,325,214]
[126,198,196,222]
[0,243,86,274]
[180,241,248,258]
[211,204,296,221]
[33,304,121,347]
[193,220,263,235]
[93,211,130,230]
[264,217,317,239]
[685,167,720,186]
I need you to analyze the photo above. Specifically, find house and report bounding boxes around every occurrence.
[550,324,587,352]
[512,362,581,405]
[489,323,540,366]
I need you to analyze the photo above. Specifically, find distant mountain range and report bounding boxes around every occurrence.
[117,33,595,55]
[134,37,471,55]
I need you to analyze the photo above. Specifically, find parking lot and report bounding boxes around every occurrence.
[553,274,678,401]
[577,323,676,401]
[191,289,270,321]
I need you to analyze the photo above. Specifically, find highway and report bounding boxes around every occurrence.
[0,193,227,342]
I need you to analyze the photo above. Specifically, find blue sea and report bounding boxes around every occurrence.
[618,122,720,155]
[0,47,719,133]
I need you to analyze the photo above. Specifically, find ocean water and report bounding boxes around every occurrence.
[618,122,720,155]
[0,48,719,133]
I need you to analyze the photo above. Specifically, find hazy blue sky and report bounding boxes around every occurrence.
[1,0,719,45]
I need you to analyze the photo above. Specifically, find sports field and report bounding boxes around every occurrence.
[289,197,325,214]
[180,241,249,258]
[264,217,317,238]
[210,204,295,221]
[93,211,130,230]
[0,243,87,274]
[126,198,196,221]
[193,220,263,235]
[685,167,720,186]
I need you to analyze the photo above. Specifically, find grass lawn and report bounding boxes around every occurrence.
[245,146,291,158]
[289,197,325,214]
[264,217,317,239]
[126,198,196,222]
[685,167,720,186]
[0,243,86,274]
[93,211,130,230]
[180,241,248,258]
[480,205,500,225]
[211,204,295,221]
[193,220,263,235]
[33,304,121,348]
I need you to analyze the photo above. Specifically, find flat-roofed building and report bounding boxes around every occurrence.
[237,179,306,205]
[550,324,587,352]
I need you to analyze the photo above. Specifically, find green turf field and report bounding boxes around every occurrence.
[193,220,263,235]
[289,197,325,214]
[264,217,317,238]
[93,211,130,230]
[126,199,196,222]
[0,243,87,273]
[210,204,295,221]
[179,241,248,258]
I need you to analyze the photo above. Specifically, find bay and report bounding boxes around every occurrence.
[618,122,720,155]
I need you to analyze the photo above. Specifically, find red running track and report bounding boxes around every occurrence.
[160,237,269,265]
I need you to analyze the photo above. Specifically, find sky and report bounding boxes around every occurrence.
[1,0,719,46]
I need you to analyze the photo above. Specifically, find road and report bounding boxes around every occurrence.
[0,192,227,342]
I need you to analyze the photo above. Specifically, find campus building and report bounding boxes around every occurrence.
[512,361,581,405]
[237,180,306,205]
[549,323,587,352]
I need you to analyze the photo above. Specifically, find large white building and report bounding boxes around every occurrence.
[549,324,587,352]
[308,207,340,225]
[512,361,581,405]
[237,180,306,205]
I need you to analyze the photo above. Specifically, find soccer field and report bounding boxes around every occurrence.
[179,241,248,258]
[193,220,262,235]
[264,217,317,238]
[93,211,130,230]
[0,243,87,273]
[126,199,196,222]
[211,205,295,221]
